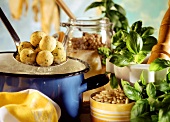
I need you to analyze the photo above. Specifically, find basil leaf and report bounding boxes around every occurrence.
[131,113,152,122]
[131,20,142,33]
[146,83,156,98]
[158,106,170,122]
[123,84,142,100]
[166,72,170,83]
[103,0,114,10]
[151,115,158,122]
[107,10,128,31]
[111,30,125,48]
[134,51,147,64]
[121,79,130,87]
[109,50,134,67]
[162,94,170,105]
[109,54,129,67]
[97,47,112,65]
[110,73,118,89]
[140,71,147,85]
[85,2,104,11]
[149,58,170,71]
[147,97,162,109]
[114,4,126,16]
[131,99,150,120]
[134,81,143,92]
[156,82,170,92]
[98,47,111,58]
[141,26,154,37]
[126,31,143,54]
[142,36,157,52]
[121,80,130,86]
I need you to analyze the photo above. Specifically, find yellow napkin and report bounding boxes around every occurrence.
[0,89,61,122]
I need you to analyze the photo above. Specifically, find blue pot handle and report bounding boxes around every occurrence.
[79,74,109,94]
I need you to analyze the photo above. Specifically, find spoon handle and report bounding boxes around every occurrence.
[0,7,20,47]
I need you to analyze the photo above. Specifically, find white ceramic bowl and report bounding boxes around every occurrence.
[106,58,169,84]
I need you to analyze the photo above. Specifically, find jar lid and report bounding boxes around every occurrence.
[0,52,90,78]
[61,17,112,28]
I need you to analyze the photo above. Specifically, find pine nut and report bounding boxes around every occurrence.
[92,89,130,104]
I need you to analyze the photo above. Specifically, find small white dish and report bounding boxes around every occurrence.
[106,58,169,84]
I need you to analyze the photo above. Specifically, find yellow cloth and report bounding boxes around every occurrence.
[0,89,61,122]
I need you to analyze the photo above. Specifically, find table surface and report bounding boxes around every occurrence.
[80,101,91,122]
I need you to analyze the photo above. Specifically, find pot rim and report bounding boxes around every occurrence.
[0,52,90,78]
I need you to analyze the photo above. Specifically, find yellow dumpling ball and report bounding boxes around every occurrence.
[34,45,42,54]
[56,41,65,50]
[18,41,33,54]
[36,50,54,67]
[30,31,47,47]
[52,41,66,64]
[16,30,66,66]
[15,53,21,62]
[39,35,56,52]
[20,48,36,65]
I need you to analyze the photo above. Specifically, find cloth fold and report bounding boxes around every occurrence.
[0,89,61,122]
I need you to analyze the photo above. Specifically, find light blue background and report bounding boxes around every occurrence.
[0,0,169,51]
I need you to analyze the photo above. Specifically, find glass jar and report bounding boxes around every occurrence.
[61,17,113,78]
[61,17,113,102]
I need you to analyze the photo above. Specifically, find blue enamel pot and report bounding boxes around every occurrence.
[0,52,109,122]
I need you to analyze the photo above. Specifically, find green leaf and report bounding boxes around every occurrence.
[156,82,170,92]
[134,81,143,92]
[85,2,104,11]
[109,50,134,67]
[141,26,154,37]
[130,115,152,122]
[134,51,147,64]
[126,31,143,54]
[106,10,128,32]
[151,115,158,122]
[103,0,114,10]
[149,58,170,71]
[158,106,170,122]
[110,73,118,89]
[97,47,112,65]
[131,20,142,33]
[142,36,157,52]
[140,71,147,85]
[162,94,170,105]
[97,47,111,58]
[121,79,130,87]
[114,4,126,16]
[111,30,125,48]
[147,97,162,109]
[131,99,150,120]
[146,83,156,98]
[123,84,142,100]
[166,72,170,83]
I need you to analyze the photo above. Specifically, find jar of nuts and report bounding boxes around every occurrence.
[90,89,135,122]
[61,17,113,78]
[63,17,112,50]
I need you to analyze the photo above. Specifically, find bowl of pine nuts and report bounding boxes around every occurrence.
[90,89,135,122]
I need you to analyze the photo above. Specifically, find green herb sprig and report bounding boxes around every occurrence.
[85,0,129,32]
[149,58,170,71]
[121,71,170,122]
[98,20,157,67]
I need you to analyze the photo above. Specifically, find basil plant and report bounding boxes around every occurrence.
[121,71,170,122]
[98,20,157,66]
[85,0,129,32]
